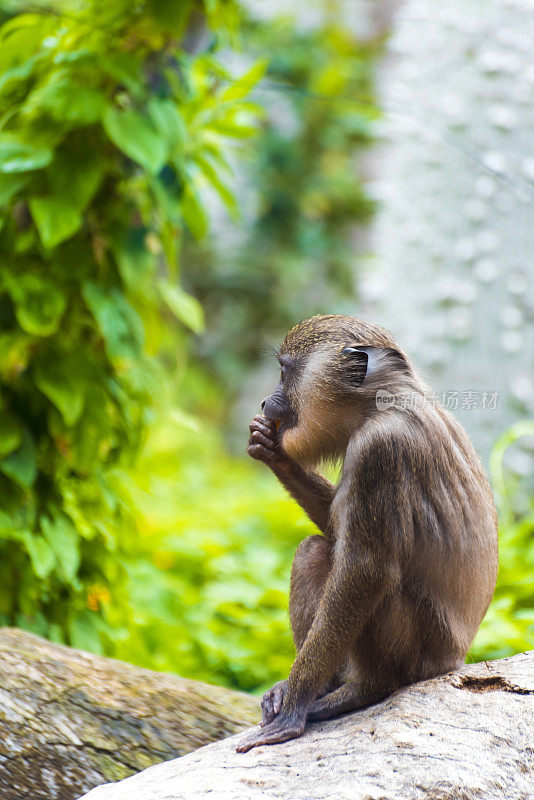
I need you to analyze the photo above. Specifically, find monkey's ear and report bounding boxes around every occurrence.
[340,346,369,386]
[341,345,409,387]
[355,346,410,378]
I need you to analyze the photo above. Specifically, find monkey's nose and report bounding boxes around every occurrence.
[261,397,267,411]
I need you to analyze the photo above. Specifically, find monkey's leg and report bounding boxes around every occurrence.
[289,534,332,651]
[306,682,388,721]
[238,544,393,752]
[261,534,333,726]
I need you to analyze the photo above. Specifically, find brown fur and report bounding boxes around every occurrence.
[237,315,498,753]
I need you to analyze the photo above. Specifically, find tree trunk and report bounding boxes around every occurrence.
[0,628,259,800]
[366,0,534,462]
[80,651,534,800]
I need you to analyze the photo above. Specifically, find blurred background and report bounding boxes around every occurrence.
[0,0,532,695]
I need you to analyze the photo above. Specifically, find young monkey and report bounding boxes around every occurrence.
[237,315,497,753]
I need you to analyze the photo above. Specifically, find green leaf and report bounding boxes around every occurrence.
[160,218,180,276]
[0,53,41,95]
[53,48,94,67]
[148,97,186,151]
[0,173,31,206]
[0,135,53,173]
[29,70,106,125]
[68,610,103,654]
[29,196,82,247]
[181,182,208,239]
[146,0,193,33]
[65,385,113,473]
[159,283,204,333]
[41,513,80,583]
[22,533,56,579]
[113,229,156,291]
[99,53,142,95]
[83,282,144,363]
[48,146,105,211]
[219,59,267,102]
[208,120,258,138]
[0,414,22,458]
[193,154,239,219]
[34,350,86,426]
[0,15,57,73]
[4,272,67,335]
[0,428,36,488]
[103,104,168,173]
[0,332,34,381]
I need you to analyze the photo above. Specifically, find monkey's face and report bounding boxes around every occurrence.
[261,316,412,468]
[261,354,299,434]
[262,344,365,466]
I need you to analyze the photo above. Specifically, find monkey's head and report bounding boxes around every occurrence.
[262,315,414,467]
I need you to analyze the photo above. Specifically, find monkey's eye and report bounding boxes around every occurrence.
[278,357,293,384]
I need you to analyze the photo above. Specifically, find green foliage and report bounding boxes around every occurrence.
[108,416,307,692]
[471,422,534,661]
[3,1,528,700]
[0,0,262,650]
[183,15,382,392]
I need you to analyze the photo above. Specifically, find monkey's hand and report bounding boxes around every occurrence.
[236,707,306,753]
[247,415,334,536]
[260,679,288,725]
[247,415,289,468]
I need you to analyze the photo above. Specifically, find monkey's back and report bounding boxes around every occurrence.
[339,404,498,688]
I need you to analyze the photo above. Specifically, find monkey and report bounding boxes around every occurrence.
[236,314,498,753]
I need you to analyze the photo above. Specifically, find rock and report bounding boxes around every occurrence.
[0,628,259,800]
[79,651,534,800]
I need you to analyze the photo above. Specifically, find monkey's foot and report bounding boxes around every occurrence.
[261,679,288,725]
[236,710,306,753]
[307,682,386,721]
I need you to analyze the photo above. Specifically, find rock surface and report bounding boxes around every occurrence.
[0,628,259,800]
[80,651,534,800]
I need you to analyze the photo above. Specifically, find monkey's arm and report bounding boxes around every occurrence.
[247,415,335,536]
[272,462,335,536]
[237,422,403,753]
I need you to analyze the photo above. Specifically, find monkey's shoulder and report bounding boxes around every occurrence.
[347,408,429,465]
[343,406,476,492]
[335,408,493,557]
